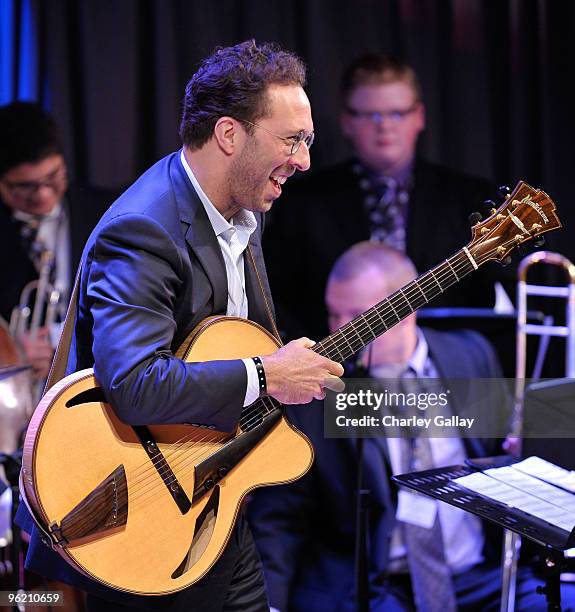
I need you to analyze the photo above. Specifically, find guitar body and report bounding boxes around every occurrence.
[21,316,314,595]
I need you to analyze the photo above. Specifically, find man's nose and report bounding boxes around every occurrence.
[291,141,311,172]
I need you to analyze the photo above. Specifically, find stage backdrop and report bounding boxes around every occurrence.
[20,0,575,262]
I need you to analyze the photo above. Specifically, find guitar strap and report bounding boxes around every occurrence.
[42,265,81,396]
[247,244,282,345]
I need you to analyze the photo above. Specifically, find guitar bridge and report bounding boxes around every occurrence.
[54,464,128,544]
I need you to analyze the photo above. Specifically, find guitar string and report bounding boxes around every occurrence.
[68,428,222,530]
[222,237,517,432]
[67,250,512,532]
[103,249,483,507]
[71,396,282,526]
[112,249,481,509]
[129,401,285,510]
[126,430,226,498]
[236,249,478,428]
[65,242,511,530]
[127,395,281,502]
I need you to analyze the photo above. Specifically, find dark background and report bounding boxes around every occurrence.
[3,0,575,342]
[23,2,574,206]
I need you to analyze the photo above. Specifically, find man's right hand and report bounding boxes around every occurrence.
[262,337,344,405]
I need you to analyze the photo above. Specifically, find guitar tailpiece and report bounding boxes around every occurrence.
[48,521,68,547]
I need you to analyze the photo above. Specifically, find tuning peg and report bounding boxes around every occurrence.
[468,212,482,226]
[498,185,511,198]
[483,199,497,209]
[501,256,513,267]
[534,236,546,248]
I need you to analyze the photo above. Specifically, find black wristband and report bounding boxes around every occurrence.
[252,356,267,397]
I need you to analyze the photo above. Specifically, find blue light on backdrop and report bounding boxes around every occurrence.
[0,0,41,105]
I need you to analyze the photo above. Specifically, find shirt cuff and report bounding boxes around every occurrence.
[242,357,260,406]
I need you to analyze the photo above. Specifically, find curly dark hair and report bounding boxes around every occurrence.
[0,102,63,178]
[179,39,307,150]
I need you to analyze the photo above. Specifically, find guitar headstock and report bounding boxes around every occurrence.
[467,181,561,265]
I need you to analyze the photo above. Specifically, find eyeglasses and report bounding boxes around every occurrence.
[1,165,67,200]
[345,104,419,124]
[241,120,315,155]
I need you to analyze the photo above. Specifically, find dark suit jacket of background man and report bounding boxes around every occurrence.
[0,183,118,323]
[248,327,504,612]
[264,157,505,341]
[16,151,276,608]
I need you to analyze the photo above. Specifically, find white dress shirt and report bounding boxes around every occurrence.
[180,150,260,406]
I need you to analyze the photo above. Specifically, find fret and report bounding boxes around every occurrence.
[313,250,480,365]
[318,335,344,362]
[386,298,401,322]
[371,305,388,332]
[446,258,459,281]
[334,328,355,355]
[412,279,428,304]
[398,288,413,312]
[415,273,438,303]
[348,320,366,346]
[428,268,443,292]
[389,293,409,320]
[261,398,276,416]
[358,313,377,341]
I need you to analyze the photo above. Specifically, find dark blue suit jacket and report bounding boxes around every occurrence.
[248,327,504,612]
[17,151,275,605]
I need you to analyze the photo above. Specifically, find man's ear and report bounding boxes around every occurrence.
[213,116,240,155]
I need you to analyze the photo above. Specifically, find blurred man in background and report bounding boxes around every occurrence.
[0,102,114,380]
[264,53,506,341]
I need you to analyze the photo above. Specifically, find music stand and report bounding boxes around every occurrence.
[392,460,575,611]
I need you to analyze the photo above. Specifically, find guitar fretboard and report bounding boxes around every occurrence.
[240,248,476,428]
[313,248,475,363]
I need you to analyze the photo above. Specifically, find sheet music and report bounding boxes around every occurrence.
[455,463,575,533]
[512,456,575,492]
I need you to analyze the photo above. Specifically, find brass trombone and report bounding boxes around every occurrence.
[500,251,575,612]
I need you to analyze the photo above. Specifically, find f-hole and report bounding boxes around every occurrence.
[171,485,220,579]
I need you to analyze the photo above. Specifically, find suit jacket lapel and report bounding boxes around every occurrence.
[245,217,277,335]
[170,154,228,315]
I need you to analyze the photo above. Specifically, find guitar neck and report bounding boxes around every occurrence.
[313,248,477,363]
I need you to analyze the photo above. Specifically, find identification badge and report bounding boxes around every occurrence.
[396,490,437,528]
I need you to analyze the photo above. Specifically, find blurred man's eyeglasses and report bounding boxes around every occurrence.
[345,104,419,124]
[1,165,67,200]
[241,120,315,155]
